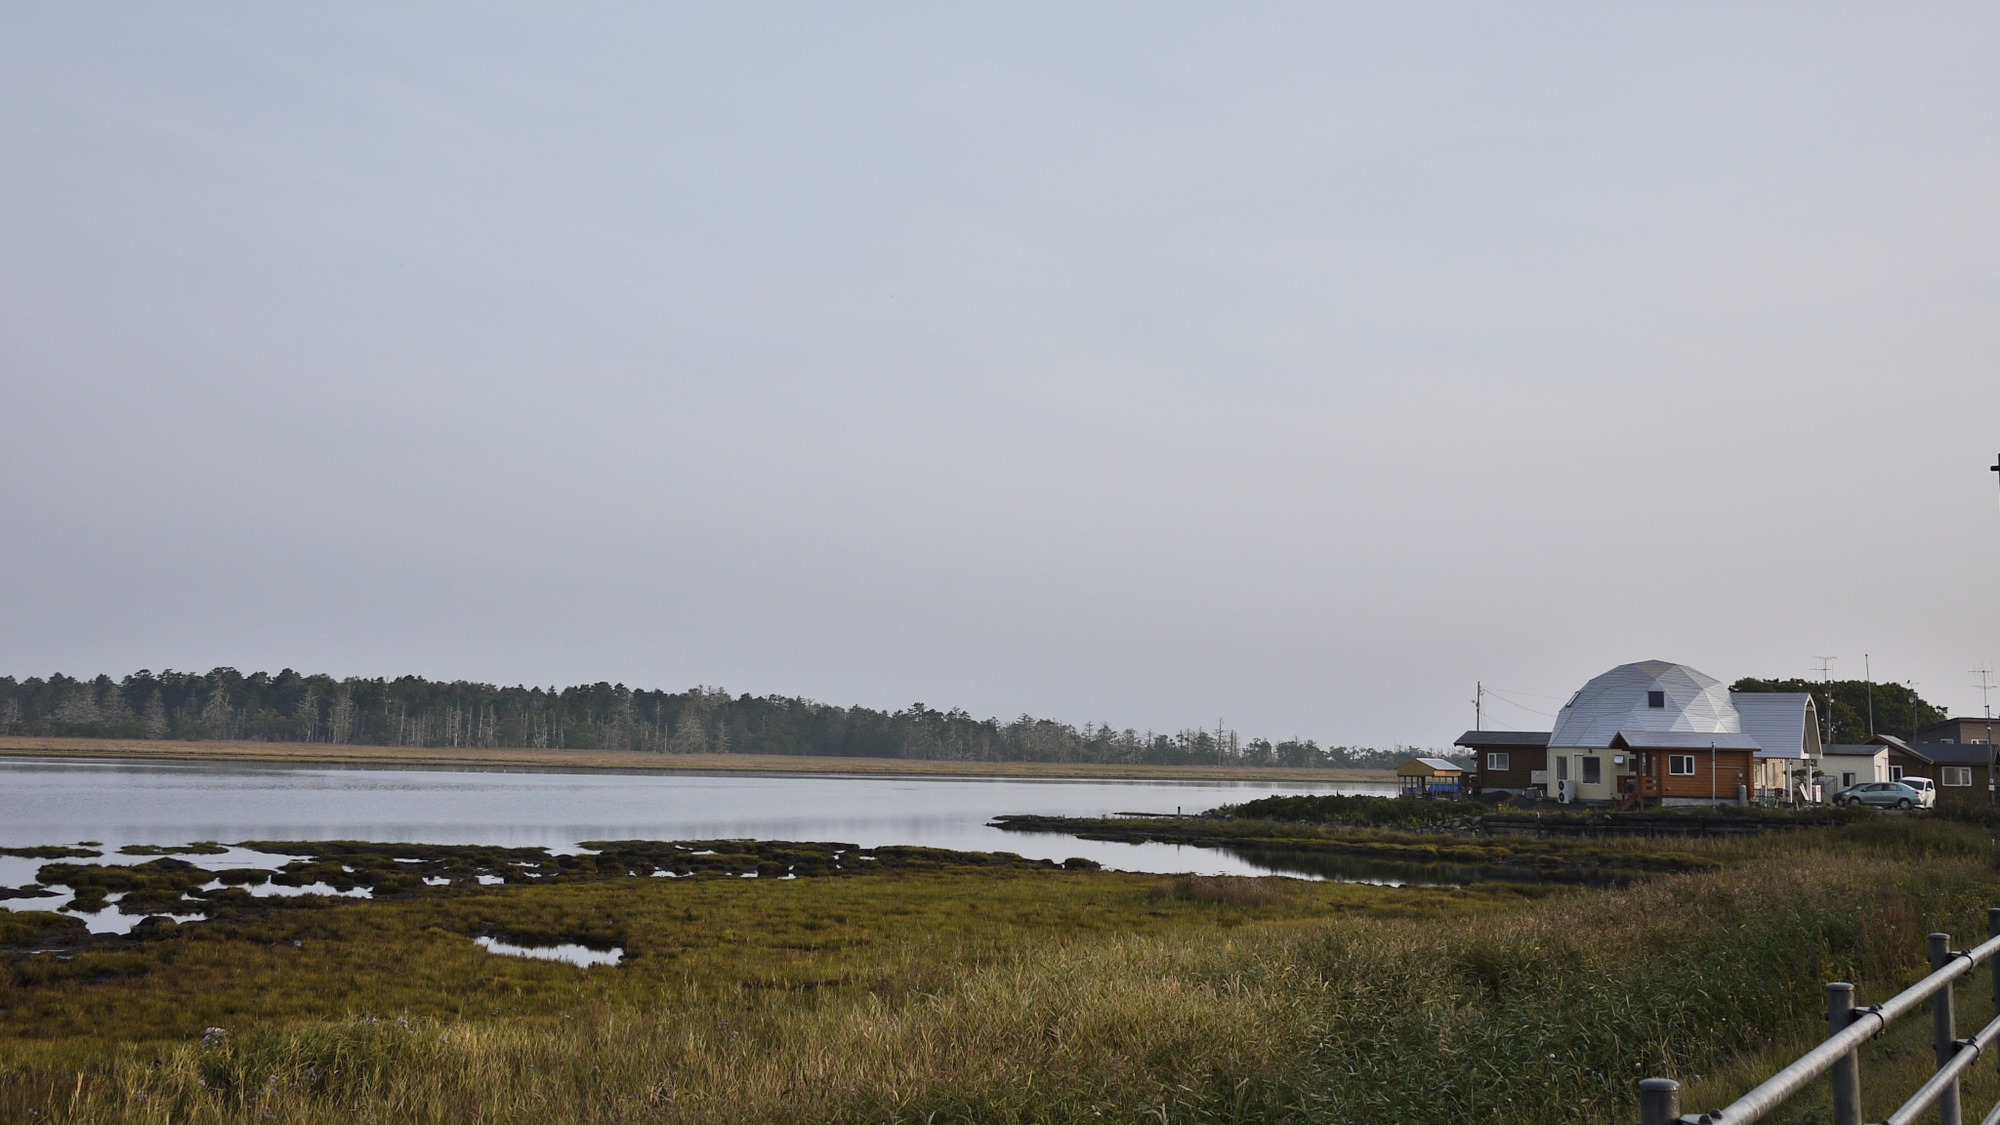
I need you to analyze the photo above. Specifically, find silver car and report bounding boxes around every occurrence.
[1835,781,1925,810]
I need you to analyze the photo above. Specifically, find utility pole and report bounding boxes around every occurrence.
[1474,682,1483,732]
[1814,657,1837,745]
[1864,654,1875,738]
[1974,666,1996,806]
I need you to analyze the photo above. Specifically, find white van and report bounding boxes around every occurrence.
[1901,777,1937,809]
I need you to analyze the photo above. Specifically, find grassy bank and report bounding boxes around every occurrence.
[992,811,1740,880]
[0,735,1390,784]
[4,818,1997,1122]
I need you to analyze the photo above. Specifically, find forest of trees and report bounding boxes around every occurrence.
[1730,677,1948,745]
[0,669,1442,770]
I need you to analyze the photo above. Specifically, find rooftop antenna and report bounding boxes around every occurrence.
[1814,656,1837,745]
[1973,667,1996,721]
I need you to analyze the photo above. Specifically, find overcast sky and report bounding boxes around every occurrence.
[3,4,1997,747]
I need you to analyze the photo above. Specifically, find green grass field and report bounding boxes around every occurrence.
[3,816,1997,1123]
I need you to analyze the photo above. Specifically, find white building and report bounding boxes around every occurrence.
[1820,744,1889,792]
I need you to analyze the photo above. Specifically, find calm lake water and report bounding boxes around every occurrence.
[0,757,1391,880]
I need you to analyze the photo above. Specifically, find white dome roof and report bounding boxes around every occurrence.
[1548,660,1741,749]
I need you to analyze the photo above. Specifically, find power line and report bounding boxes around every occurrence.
[1479,688,1558,719]
[1479,685,1567,700]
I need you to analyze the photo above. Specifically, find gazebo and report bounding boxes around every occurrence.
[1396,757,1467,799]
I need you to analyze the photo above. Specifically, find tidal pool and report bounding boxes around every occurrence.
[474,936,623,967]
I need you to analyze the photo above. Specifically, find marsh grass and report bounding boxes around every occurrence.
[1150,875,1294,907]
[5,819,1997,1123]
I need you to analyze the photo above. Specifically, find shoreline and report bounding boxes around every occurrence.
[0,736,1395,785]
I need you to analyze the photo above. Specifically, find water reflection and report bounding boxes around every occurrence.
[0,757,1387,877]
[1217,845,1634,888]
[474,936,622,967]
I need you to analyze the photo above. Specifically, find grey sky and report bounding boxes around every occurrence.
[4,4,1997,747]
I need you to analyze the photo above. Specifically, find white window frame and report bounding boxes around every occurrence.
[1891,765,1905,781]
[1486,751,1509,771]
[1943,766,1973,787]
[1668,754,1695,776]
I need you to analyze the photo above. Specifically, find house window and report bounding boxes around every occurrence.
[1647,690,1665,709]
[1943,767,1973,787]
[1841,772,1856,788]
[1669,755,1696,776]
[1581,756,1602,784]
[1891,765,1904,781]
[1486,752,1509,771]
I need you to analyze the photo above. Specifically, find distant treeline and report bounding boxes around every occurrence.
[0,669,1442,770]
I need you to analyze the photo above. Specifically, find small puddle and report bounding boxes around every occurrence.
[196,879,372,900]
[62,904,206,935]
[473,936,622,967]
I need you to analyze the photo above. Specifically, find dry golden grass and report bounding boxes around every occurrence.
[0,735,1389,784]
[17,836,1989,1124]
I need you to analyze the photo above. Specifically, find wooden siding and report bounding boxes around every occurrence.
[1628,748,1755,801]
[1472,746,1547,791]
[1893,756,1994,807]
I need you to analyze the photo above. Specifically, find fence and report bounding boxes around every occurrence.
[1639,908,2000,1125]
[1480,814,1820,839]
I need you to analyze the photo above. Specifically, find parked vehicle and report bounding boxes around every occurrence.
[1835,780,1926,810]
[1900,777,1938,808]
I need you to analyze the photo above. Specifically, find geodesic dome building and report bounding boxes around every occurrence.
[1539,659,1817,805]
[1548,660,1741,748]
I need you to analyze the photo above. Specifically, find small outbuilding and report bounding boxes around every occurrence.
[1821,744,1889,793]
[1396,757,1467,798]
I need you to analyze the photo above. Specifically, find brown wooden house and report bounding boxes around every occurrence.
[1613,731,1759,806]
[1874,734,1995,808]
[1455,730,1550,796]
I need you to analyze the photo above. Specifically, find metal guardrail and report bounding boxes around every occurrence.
[1640,908,2000,1125]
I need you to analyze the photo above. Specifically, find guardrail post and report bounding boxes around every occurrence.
[1827,982,1862,1125]
[1990,908,2000,1041]
[1931,932,1962,1125]
[1638,1077,1680,1125]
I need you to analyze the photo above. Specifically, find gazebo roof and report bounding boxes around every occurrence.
[1396,757,1464,776]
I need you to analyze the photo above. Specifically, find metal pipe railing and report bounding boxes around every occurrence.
[1639,909,2000,1125]
[1883,1009,2000,1125]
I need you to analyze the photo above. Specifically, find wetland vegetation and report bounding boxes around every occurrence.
[3,805,1997,1123]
